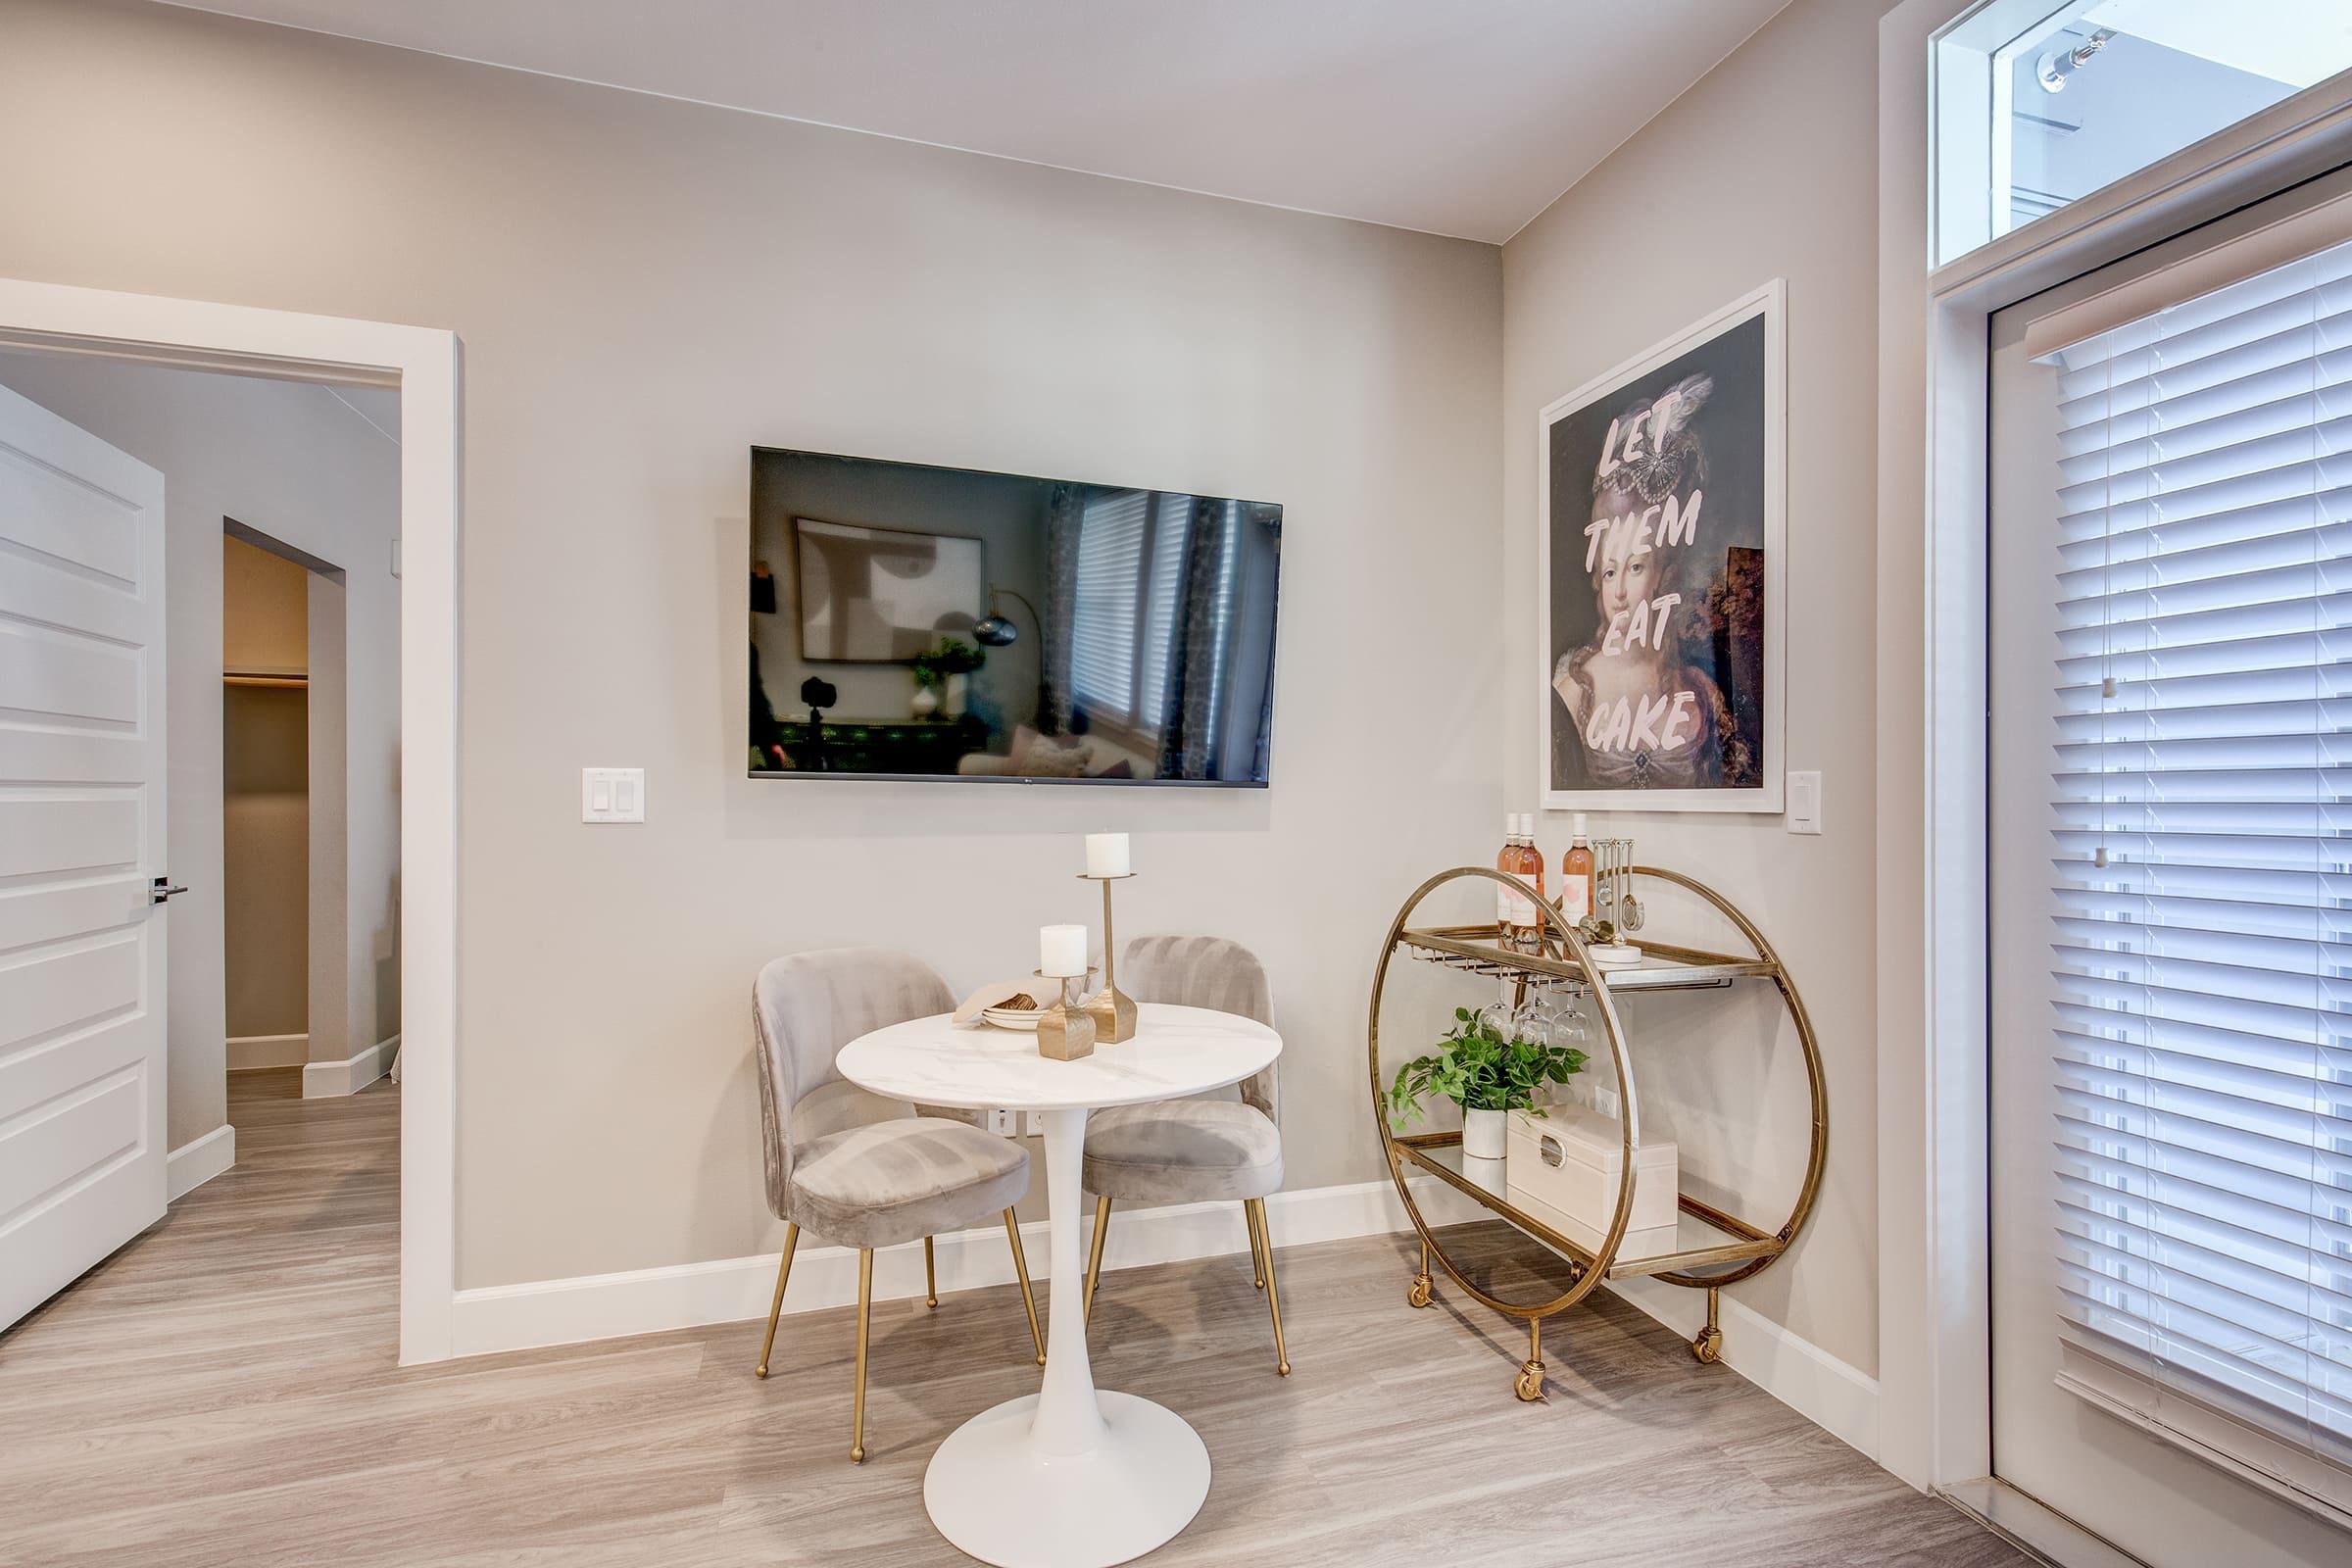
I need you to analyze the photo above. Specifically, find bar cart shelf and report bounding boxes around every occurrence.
[1368,865,1826,1399]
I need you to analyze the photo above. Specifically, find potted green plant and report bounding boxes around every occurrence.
[1388,1006,1587,1159]
[907,637,984,718]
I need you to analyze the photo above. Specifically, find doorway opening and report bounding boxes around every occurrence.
[0,345,406,1349]
[0,276,457,1364]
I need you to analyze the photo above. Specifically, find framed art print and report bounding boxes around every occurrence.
[1538,279,1786,813]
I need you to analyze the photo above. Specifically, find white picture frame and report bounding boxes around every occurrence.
[1537,278,1786,814]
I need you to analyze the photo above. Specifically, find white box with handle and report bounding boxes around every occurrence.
[1505,1102,1680,1260]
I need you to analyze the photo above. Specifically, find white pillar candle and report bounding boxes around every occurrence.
[1039,923,1089,978]
[1084,832,1131,878]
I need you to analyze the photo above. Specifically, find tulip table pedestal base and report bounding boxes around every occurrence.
[921,1104,1210,1567]
[921,1389,1209,1568]
[835,1010,1282,1568]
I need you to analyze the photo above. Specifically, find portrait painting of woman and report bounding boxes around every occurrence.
[1540,283,1784,812]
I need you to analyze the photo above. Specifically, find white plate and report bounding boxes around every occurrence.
[983,1006,1046,1031]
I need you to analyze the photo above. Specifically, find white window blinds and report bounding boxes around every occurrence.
[1070,490,1149,717]
[1071,490,1195,732]
[2042,232,2352,1492]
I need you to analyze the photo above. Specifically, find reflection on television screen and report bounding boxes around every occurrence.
[749,449,1280,786]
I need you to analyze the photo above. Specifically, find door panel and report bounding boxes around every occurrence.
[0,380,168,1333]
[1988,202,2352,1564]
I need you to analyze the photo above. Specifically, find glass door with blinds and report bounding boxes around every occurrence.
[1988,187,2352,1566]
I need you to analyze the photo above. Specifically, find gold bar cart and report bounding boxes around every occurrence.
[1367,864,1827,1399]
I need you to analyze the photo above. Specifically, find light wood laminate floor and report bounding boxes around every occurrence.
[0,1071,2021,1567]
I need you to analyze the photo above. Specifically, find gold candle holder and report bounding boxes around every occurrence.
[1077,871,1138,1043]
[1035,970,1097,1061]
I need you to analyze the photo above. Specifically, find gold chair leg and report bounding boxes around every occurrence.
[1004,1208,1045,1366]
[1250,1197,1291,1377]
[923,1235,939,1309]
[850,1250,874,1463]
[1246,1200,1265,1289]
[1084,1195,1112,1324]
[754,1222,799,1378]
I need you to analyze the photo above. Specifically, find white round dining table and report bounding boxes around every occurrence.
[835,1002,1282,1568]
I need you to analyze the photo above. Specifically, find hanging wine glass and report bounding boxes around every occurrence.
[1552,988,1590,1049]
[1478,973,1515,1038]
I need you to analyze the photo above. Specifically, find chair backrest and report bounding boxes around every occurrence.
[1120,934,1278,1120]
[751,947,955,1219]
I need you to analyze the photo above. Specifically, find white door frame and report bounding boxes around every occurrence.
[0,278,463,1366]
[1875,0,2352,1496]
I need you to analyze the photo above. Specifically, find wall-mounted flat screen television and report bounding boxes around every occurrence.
[749,448,1280,785]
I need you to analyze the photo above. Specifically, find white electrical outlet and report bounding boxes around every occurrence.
[986,1108,1017,1137]
[1024,1109,1046,1137]
[1592,1084,1622,1120]
[581,767,645,823]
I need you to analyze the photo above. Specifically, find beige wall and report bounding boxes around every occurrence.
[222,537,310,1041]
[0,348,403,1150]
[222,536,308,677]
[1501,0,1888,1376]
[0,0,1502,1288]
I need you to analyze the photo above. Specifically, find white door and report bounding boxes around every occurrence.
[0,380,170,1333]
[1989,186,2352,1563]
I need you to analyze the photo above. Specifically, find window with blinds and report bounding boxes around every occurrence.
[1070,490,1192,733]
[1069,489,1148,718]
[2042,232,2352,1487]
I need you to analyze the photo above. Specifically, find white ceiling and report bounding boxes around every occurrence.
[157,0,1792,243]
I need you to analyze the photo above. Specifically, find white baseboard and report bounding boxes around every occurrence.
[449,1179,1439,1360]
[1604,1272,1880,1459]
[303,1034,398,1099]
[167,1124,236,1200]
[227,1032,309,1071]
[444,1173,1879,1461]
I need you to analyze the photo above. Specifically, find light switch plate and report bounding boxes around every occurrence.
[581,766,645,824]
[1787,770,1823,835]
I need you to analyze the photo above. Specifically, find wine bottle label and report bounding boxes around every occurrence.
[1559,877,1592,923]
[1497,885,1537,927]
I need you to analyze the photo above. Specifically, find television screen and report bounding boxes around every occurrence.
[749,448,1280,785]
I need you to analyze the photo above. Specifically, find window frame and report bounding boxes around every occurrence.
[1932,1,2352,270]
[1879,0,2352,1500]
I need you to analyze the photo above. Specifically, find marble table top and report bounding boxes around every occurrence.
[835,1003,1280,1112]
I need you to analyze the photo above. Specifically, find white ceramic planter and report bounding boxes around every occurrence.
[1462,1105,1507,1161]
[910,683,942,719]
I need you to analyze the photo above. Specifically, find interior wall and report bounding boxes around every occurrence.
[1500,0,1890,1378]
[0,0,1502,1289]
[221,536,309,1042]
[0,348,402,1151]
[221,535,308,675]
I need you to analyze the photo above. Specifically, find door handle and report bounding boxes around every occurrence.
[150,876,188,905]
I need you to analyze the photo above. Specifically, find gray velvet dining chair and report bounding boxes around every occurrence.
[751,947,1045,1463]
[1079,934,1289,1376]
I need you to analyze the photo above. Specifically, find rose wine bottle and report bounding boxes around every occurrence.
[1514,814,1545,941]
[1496,813,1543,948]
[1559,813,1594,927]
